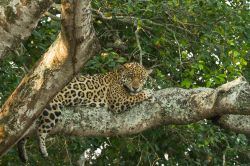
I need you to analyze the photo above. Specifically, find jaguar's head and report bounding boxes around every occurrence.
[118,62,152,93]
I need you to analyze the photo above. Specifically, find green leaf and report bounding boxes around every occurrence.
[181,79,192,88]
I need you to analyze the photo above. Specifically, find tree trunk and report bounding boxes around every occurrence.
[0,0,100,157]
[0,0,54,59]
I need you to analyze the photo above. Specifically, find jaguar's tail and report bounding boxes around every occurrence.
[17,138,28,163]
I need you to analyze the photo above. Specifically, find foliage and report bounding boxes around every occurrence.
[0,0,250,165]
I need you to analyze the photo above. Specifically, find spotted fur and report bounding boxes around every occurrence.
[18,62,153,162]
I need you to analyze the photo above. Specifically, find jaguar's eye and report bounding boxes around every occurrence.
[140,74,146,79]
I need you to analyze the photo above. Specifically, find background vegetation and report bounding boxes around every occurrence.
[0,0,249,165]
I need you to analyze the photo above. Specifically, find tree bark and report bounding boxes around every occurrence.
[21,77,250,138]
[217,115,250,135]
[0,0,100,157]
[0,0,55,59]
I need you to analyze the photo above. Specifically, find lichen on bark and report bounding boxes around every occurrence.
[0,0,11,6]
[4,6,17,23]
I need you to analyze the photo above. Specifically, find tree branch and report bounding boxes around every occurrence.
[23,77,250,138]
[44,11,60,21]
[0,0,54,59]
[217,115,250,135]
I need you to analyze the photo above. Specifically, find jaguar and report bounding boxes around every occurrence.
[17,62,154,162]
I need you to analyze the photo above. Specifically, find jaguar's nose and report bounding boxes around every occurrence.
[132,87,139,92]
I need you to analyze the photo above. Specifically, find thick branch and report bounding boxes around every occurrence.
[0,0,100,157]
[24,77,250,137]
[0,0,54,59]
[217,115,250,135]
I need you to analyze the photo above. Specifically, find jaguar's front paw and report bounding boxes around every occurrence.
[143,89,155,103]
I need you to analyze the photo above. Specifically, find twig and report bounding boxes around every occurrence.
[135,24,144,65]
[77,152,86,166]
[52,3,61,11]
[64,138,73,166]
[166,23,194,35]
[222,152,226,166]
[13,47,29,73]
[173,32,182,67]
[136,150,143,166]
[150,64,165,69]
[91,8,133,22]
[44,11,60,21]
[92,8,164,31]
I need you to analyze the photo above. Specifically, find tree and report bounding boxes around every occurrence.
[0,0,99,158]
[0,0,250,165]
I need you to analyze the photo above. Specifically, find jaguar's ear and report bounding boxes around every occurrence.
[119,64,124,68]
[123,63,132,69]
[117,63,131,71]
[147,69,153,74]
